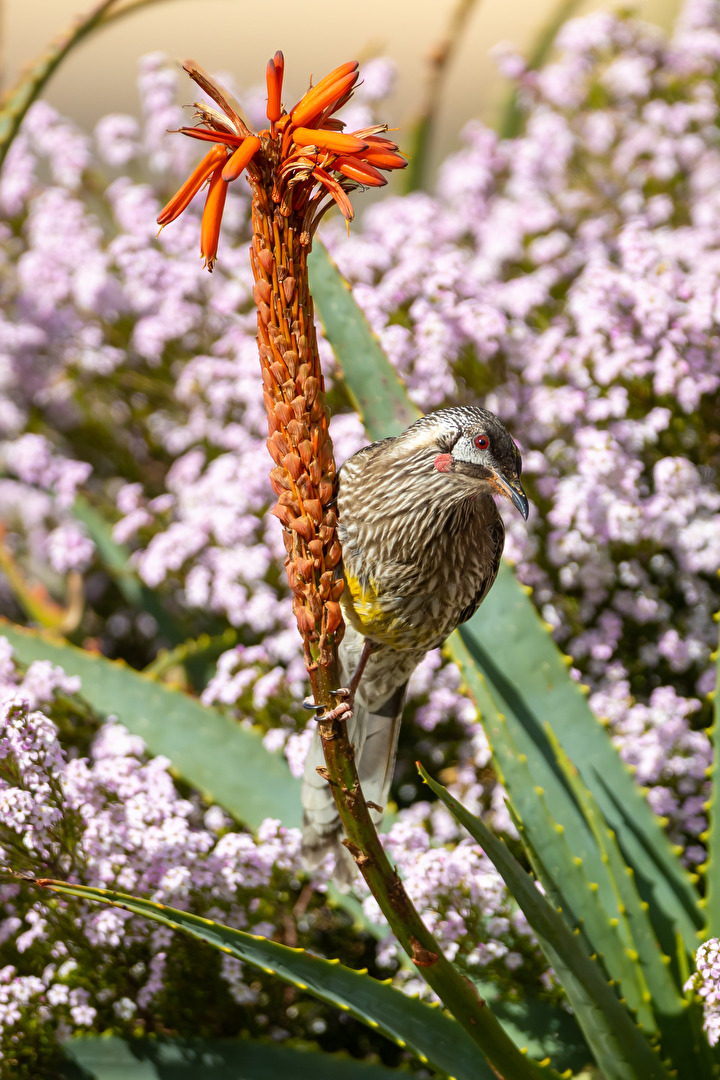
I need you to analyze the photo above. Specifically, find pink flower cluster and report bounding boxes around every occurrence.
[686,938,720,1045]
[0,638,306,1058]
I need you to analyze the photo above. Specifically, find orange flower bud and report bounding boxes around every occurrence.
[361,147,407,170]
[330,579,345,601]
[304,498,323,524]
[274,402,293,427]
[157,144,227,227]
[255,277,272,304]
[290,63,358,128]
[257,248,274,275]
[308,539,324,562]
[318,480,334,504]
[334,155,387,187]
[318,572,332,600]
[273,51,285,85]
[266,57,283,124]
[294,603,317,637]
[269,430,290,458]
[325,601,343,634]
[292,128,369,155]
[291,395,306,420]
[287,418,310,444]
[178,126,244,147]
[297,557,314,581]
[308,460,321,485]
[200,163,229,270]
[298,440,314,467]
[271,503,293,526]
[222,135,261,182]
[289,516,315,542]
[325,541,342,568]
[278,492,301,516]
[269,465,291,490]
[282,452,303,480]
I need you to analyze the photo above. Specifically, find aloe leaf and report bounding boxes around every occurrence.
[468,978,590,1075]
[311,245,703,955]
[0,0,181,171]
[0,1,119,170]
[703,621,720,938]
[62,1035,402,1079]
[448,634,619,916]
[481,702,657,1035]
[309,243,421,439]
[457,567,703,957]
[547,728,712,1080]
[32,879,491,1080]
[418,766,675,1080]
[0,619,301,829]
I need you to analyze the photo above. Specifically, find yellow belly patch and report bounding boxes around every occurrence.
[343,571,410,648]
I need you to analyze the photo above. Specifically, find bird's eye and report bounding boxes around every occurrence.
[474,434,490,451]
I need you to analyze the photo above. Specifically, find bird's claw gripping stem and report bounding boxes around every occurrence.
[317,699,353,724]
[302,692,353,723]
[302,638,377,720]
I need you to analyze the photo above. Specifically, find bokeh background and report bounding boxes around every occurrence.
[4,0,679,177]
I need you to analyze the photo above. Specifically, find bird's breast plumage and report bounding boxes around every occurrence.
[336,439,505,652]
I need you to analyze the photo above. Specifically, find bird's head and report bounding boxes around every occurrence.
[398,406,529,520]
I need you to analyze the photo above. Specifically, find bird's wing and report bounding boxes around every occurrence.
[456,516,505,626]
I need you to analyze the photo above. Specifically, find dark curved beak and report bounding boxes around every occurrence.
[492,471,529,520]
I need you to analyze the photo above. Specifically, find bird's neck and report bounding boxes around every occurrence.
[385,480,496,561]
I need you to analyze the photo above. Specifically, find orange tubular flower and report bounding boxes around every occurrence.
[157,53,407,264]
[157,144,227,228]
[160,53,406,665]
[222,136,262,182]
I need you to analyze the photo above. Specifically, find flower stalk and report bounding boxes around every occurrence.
[158,53,406,695]
[159,54,551,1078]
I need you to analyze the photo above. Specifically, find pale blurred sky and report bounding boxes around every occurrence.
[3,0,679,175]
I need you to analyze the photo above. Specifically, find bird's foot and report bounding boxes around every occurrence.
[317,700,353,724]
[301,690,354,723]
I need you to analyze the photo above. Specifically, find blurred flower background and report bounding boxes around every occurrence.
[0,0,719,1075]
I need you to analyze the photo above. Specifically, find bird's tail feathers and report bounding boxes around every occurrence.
[301,682,407,889]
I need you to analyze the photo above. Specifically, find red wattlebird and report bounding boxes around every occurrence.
[302,406,529,885]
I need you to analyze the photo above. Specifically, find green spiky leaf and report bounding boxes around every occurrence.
[61,1036,403,1079]
[309,243,421,439]
[480,701,656,1035]
[455,569,703,957]
[0,619,301,829]
[28,878,492,1080]
[547,727,712,1080]
[417,766,674,1080]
